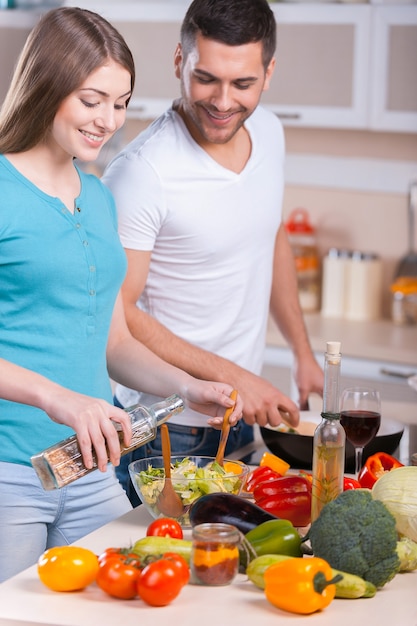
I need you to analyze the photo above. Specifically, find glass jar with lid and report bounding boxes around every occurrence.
[190,523,240,586]
[285,208,321,313]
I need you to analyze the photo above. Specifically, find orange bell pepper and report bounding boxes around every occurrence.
[259,451,290,476]
[357,452,404,489]
[264,557,342,615]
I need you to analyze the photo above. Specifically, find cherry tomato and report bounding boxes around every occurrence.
[37,546,99,592]
[96,553,142,599]
[162,552,190,586]
[146,518,183,539]
[137,558,184,606]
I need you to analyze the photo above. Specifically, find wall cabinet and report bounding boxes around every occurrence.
[1,3,416,133]
[263,5,372,129]
[114,2,417,133]
[370,6,417,132]
[112,4,374,129]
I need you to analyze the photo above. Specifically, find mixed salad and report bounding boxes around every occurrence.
[135,457,244,517]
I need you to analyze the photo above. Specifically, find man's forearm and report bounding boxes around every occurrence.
[124,302,241,385]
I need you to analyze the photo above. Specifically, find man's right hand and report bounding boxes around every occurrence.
[230,367,299,429]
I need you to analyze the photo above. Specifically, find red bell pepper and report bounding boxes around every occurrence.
[343,476,361,490]
[253,475,312,527]
[245,466,282,493]
[297,471,360,491]
[357,452,404,489]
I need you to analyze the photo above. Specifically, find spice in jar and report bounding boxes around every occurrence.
[190,523,240,586]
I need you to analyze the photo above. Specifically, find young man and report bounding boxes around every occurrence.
[103,0,323,505]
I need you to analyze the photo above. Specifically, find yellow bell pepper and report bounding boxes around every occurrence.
[264,556,342,615]
[259,451,290,476]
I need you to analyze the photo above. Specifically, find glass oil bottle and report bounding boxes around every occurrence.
[31,394,184,490]
[311,341,345,522]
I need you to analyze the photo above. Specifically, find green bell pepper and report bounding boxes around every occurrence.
[245,519,302,558]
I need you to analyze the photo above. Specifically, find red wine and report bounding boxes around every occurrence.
[340,410,381,447]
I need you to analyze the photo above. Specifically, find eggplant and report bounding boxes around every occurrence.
[188,492,279,534]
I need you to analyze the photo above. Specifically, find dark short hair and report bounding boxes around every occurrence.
[180,0,276,70]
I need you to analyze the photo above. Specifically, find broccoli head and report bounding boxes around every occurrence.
[308,489,400,588]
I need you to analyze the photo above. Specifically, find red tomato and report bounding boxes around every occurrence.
[146,518,183,539]
[137,558,184,607]
[96,554,142,599]
[98,547,141,568]
[162,552,190,586]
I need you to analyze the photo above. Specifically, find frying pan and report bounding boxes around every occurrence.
[395,181,417,278]
[260,412,404,473]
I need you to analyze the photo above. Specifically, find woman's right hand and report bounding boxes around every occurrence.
[42,390,132,472]
[0,358,132,472]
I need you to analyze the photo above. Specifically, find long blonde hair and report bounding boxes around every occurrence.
[0,7,135,154]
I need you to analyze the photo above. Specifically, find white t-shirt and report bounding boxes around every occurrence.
[103,105,285,426]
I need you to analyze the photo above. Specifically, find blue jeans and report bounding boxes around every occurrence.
[114,396,254,507]
[0,461,132,582]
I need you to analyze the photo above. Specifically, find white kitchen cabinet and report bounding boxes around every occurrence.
[264,4,372,129]
[370,6,417,132]
[113,17,182,120]
[2,2,416,133]
[116,3,416,133]
[121,3,373,129]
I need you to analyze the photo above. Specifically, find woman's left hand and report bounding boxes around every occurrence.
[180,381,243,429]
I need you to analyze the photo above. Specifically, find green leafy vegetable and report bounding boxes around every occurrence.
[135,457,243,512]
[372,466,417,542]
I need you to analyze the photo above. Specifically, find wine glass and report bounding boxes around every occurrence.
[340,387,381,476]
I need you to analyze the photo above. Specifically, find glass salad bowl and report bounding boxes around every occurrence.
[128,455,249,527]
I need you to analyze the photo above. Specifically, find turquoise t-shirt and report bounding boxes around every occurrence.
[0,155,127,465]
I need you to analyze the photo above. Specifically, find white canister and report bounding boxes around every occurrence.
[345,252,382,321]
[321,248,351,318]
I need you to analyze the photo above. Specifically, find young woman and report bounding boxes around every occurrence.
[0,6,242,582]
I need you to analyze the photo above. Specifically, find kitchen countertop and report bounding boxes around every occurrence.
[267,314,417,367]
[0,505,416,626]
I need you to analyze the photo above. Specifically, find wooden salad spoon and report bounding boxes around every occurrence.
[156,423,184,518]
[215,389,238,467]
